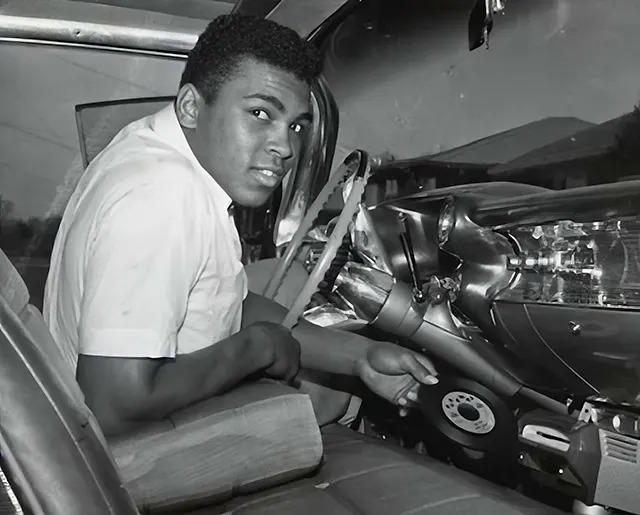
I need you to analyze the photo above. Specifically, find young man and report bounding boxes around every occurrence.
[43,14,437,436]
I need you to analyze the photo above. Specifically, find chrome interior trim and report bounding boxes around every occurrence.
[0,37,188,58]
[0,432,33,514]
[0,0,207,54]
[0,464,23,513]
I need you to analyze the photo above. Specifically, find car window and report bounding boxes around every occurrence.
[0,42,184,310]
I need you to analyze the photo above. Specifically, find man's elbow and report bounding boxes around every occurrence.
[80,386,148,436]
[78,378,153,436]
[76,354,164,435]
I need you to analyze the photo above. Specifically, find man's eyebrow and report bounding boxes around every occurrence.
[244,93,285,112]
[244,93,312,122]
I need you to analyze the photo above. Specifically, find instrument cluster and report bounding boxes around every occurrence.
[501,217,640,307]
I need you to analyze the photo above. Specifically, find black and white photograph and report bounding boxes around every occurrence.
[1,1,640,514]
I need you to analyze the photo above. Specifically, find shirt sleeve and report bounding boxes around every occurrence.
[78,169,204,359]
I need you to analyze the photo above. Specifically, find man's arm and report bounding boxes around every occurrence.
[77,328,272,436]
[242,291,440,411]
[242,291,370,376]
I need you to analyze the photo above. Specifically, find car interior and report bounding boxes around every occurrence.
[3,1,640,514]
[0,244,565,514]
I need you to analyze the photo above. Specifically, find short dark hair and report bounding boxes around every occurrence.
[180,14,323,103]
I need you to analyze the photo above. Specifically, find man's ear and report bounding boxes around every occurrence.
[175,84,202,130]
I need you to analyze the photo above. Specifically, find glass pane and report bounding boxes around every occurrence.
[0,43,184,310]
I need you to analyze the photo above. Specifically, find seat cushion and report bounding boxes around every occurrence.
[110,381,323,513]
[186,425,565,515]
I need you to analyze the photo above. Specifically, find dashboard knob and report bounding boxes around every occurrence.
[569,321,582,335]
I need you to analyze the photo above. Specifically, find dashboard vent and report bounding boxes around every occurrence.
[603,432,639,464]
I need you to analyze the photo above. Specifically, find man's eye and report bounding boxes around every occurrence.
[290,123,303,134]
[251,109,270,120]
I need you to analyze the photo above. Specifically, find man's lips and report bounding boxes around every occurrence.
[250,167,284,188]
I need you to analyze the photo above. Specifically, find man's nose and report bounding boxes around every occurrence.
[267,126,294,161]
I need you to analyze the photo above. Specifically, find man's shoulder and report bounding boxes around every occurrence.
[99,126,194,177]
[91,131,202,201]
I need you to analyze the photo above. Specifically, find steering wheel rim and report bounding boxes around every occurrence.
[264,151,372,328]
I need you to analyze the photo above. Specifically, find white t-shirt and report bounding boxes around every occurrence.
[43,104,248,368]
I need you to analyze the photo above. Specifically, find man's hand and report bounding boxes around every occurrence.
[247,322,301,382]
[356,342,438,414]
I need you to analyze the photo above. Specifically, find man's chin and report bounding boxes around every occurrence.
[233,190,274,208]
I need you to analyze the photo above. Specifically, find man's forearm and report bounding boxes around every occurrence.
[132,334,271,422]
[242,291,369,376]
[295,319,370,376]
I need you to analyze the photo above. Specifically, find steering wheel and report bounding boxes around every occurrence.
[263,150,374,329]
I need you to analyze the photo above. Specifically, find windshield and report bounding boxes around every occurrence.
[322,0,640,188]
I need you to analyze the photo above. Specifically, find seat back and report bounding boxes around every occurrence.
[0,251,79,395]
[75,96,175,167]
[0,249,138,514]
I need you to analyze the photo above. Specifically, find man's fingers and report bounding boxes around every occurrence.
[396,384,421,415]
[393,380,417,406]
[401,352,438,385]
[415,354,438,377]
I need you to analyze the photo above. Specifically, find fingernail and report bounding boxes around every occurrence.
[398,397,407,406]
[407,390,418,402]
[424,375,439,385]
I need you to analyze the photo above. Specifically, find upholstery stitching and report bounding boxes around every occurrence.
[220,463,406,513]
[399,493,483,515]
[322,462,406,484]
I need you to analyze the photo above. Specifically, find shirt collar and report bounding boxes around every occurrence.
[150,103,234,211]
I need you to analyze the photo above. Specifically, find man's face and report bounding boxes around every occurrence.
[181,57,312,207]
